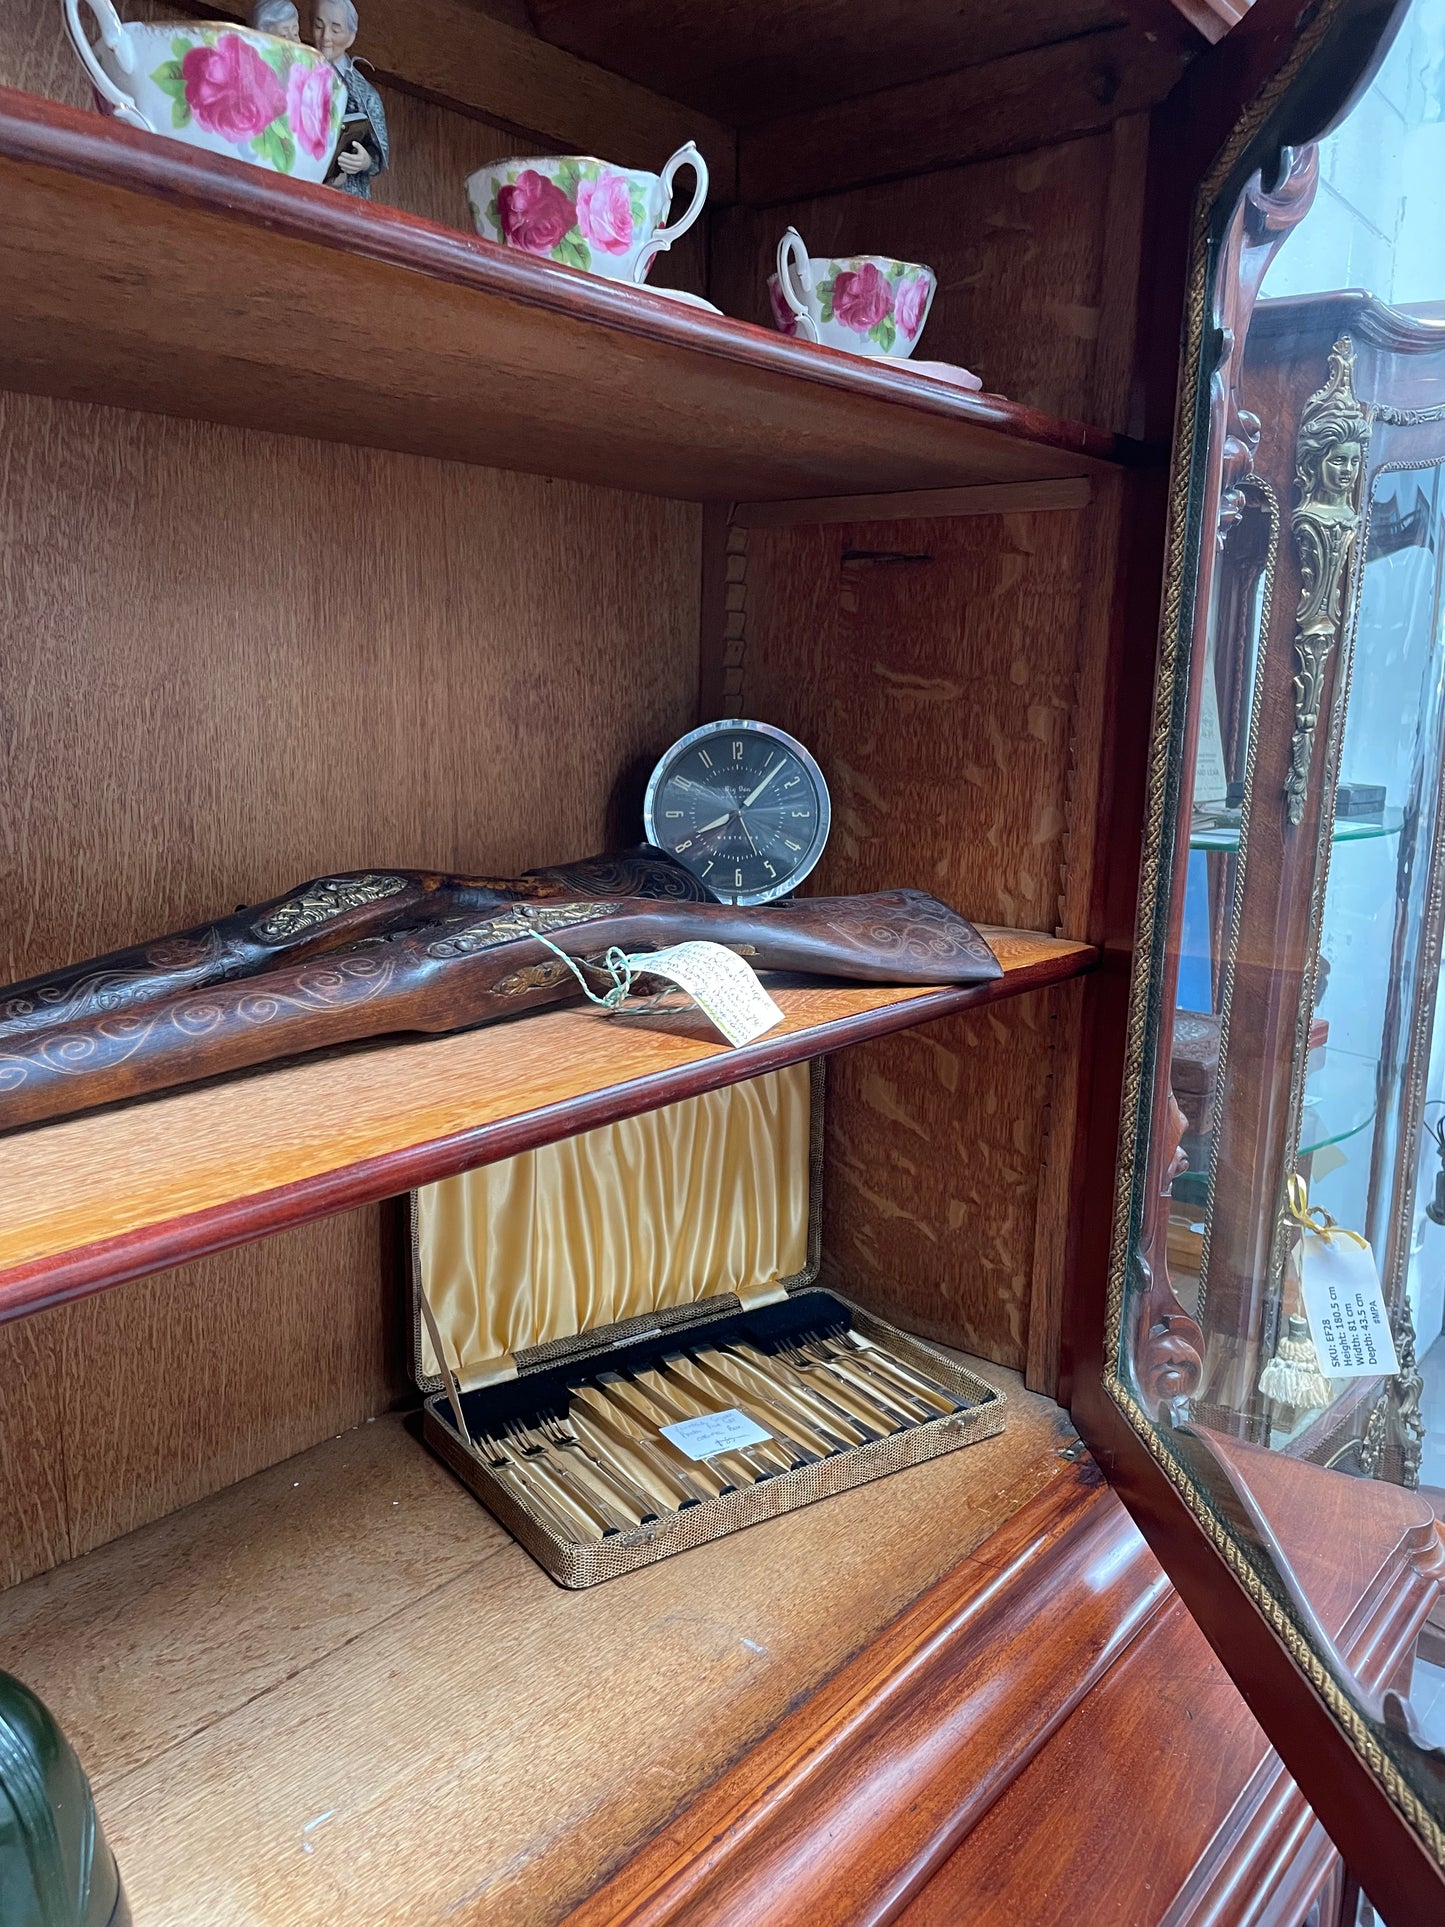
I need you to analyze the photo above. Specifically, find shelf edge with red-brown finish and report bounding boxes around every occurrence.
[0,932,1095,1326]
[0,87,1137,503]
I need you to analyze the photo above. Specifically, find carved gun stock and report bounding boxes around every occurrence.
[0,888,999,1130]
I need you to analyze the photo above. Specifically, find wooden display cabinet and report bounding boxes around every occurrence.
[0,0,1440,1922]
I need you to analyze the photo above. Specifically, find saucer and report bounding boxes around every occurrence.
[908,360,984,391]
[639,286,723,313]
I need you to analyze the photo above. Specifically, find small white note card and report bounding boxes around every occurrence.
[627,941,784,1048]
[1297,1231,1398,1379]
[660,1407,772,1460]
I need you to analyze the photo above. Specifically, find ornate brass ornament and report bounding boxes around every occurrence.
[253,873,408,942]
[426,900,623,960]
[1358,1296,1428,1489]
[1285,337,1372,826]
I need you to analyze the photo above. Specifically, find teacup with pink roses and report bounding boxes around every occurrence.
[769,227,937,360]
[465,142,708,286]
[61,0,346,182]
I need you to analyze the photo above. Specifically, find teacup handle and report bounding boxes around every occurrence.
[61,0,154,132]
[776,228,820,343]
[633,141,709,283]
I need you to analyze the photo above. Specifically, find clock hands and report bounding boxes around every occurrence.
[695,813,733,834]
[742,760,785,808]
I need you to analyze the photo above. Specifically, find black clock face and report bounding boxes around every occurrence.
[644,722,830,905]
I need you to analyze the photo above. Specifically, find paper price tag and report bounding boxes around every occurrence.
[627,941,784,1048]
[1296,1230,1398,1379]
[659,1407,772,1460]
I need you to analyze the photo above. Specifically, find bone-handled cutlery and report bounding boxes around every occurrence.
[785,1339,926,1428]
[504,1423,629,1535]
[657,1354,822,1467]
[729,1342,880,1445]
[628,1368,781,1484]
[569,1390,717,1505]
[543,1410,668,1519]
[529,1415,655,1525]
[477,1432,597,1542]
[828,1329,970,1414]
[776,1341,916,1433]
[798,1338,937,1423]
[589,1375,740,1495]
[681,1348,848,1457]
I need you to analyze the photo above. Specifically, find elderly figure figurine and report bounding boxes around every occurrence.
[311,0,390,197]
[250,0,300,34]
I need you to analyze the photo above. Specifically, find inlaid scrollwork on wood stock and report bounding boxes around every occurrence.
[252,873,410,942]
[427,901,625,959]
[0,885,1000,1130]
[1286,337,1372,826]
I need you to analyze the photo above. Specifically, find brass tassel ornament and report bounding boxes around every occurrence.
[1258,1313,1333,1409]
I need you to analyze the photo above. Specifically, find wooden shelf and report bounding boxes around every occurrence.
[0,1384,1074,1926]
[0,929,1093,1321]
[0,90,1133,502]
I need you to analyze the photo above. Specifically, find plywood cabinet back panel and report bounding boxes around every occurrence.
[0,391,699,1583]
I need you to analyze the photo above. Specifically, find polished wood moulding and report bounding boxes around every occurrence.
[0,931,1094,1323]
[0,90,1131,503]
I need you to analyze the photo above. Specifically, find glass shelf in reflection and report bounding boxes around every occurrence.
[1299,1044,1378,1158]
[1189,806,1404,852]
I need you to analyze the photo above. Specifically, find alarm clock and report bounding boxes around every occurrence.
[643,720,831,905]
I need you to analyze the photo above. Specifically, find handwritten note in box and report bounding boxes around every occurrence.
[660,1407,772,1460]
[1296,1231,1398,1380]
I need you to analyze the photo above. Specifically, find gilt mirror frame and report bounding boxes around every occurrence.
[1065,0,1445,1915]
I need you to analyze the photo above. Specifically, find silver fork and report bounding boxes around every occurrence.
[505,1423,632,1535]
[778,1341,917,1431]
[820,1329,968,1414]
[797,1338,936,1423]
[537,1412,660,1523]
[476,1431,593,1542]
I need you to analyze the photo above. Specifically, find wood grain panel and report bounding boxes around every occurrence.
[739,26,1191,203]
[0,1374,1074,1927]
[0,1309,69,1588]
[528,0,1130,125]
[0,388,699,1578]
[738,509,1098,1366]
[711,134,1127,429]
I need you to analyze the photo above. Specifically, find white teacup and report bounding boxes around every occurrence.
[466,143,708,284]
[61,1,346,183]
[769,228,937,358]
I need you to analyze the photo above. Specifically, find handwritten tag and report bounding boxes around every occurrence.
[659,1407,772,1460]
[627,941,784,1048]
[1296,1231,1398,1379]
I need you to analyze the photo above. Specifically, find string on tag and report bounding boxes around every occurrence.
[530,933,677,1014]
[1284,1173,1369,1249]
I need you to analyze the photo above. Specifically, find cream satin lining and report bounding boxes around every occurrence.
[416,1066,812,1379]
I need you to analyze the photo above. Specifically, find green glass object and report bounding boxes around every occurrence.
[0,1673,128,1927]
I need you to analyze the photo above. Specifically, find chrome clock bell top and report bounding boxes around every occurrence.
[643,719,831,906]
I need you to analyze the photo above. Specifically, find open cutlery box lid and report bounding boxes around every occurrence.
[407,1063,1005,1587]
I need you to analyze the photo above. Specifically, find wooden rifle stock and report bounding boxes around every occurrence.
[0,888,998,1130]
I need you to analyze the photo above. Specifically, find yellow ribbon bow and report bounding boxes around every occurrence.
[1285,1172,1369,1249]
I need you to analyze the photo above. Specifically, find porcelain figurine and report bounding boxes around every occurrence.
[466,143,708,285]
[61,0,346,182]
[251,0,300,37]
[311,0,389,197]
[770,228,937,360]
